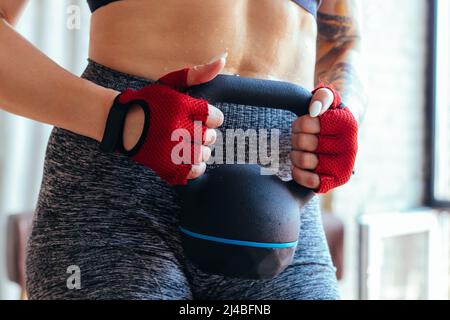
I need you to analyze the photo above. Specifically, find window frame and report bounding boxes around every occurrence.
[426,0,450,208]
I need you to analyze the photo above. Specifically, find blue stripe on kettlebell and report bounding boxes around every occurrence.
[179,226,298,249]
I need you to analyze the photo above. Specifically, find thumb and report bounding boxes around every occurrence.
[309,88,334,117]
[187,52,228,87]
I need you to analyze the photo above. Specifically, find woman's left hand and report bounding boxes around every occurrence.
[291,87,358,193]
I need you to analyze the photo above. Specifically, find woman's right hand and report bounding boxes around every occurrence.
[104,55,227,185]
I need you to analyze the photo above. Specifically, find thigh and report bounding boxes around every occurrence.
[26,127,191,300]
[26,243,192,300]
[187,197,340,300]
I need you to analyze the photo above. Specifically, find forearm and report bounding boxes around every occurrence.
[315,42,366,124]
[0,18,118,141]
[315,2,367,125]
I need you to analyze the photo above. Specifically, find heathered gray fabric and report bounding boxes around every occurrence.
[25,60,339,300]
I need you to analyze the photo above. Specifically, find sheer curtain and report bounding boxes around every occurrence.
[0,0,90,299]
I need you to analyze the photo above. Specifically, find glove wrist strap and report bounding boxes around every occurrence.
[99,94,129,153]
[100,93,151,157]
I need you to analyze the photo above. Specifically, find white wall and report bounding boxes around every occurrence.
[0,0,90,300]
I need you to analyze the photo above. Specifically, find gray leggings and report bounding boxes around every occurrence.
[25,60,339,300]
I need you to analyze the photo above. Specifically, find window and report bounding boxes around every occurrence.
[428,0,450,206]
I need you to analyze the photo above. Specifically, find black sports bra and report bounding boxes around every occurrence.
[87,0,321,18]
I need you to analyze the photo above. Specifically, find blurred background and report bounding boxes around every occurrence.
[0,0,449,300]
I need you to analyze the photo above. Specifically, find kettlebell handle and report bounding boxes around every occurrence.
[186,74,313,117]
[186,74,315,200]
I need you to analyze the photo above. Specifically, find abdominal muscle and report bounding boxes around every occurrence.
[88,0,318,88]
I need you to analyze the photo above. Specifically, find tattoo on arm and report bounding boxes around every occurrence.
[320,62,356,90]
[317,12,356,43]
[315,5,367,123]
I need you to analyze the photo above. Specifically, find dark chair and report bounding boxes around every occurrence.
[321,212,345,280]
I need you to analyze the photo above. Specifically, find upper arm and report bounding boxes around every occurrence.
[0,0,28,25]
[317,0,361,44]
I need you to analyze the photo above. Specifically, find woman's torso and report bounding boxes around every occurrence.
[88,0,318,88]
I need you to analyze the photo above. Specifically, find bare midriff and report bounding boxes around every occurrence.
[89,0,317,89]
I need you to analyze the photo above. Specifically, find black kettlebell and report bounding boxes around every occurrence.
[177,75,315,279]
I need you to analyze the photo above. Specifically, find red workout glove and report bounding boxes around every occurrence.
[312,85,358,194]
[100,68,209,185]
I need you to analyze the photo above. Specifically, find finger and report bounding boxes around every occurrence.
[292,115,320,134]
[187,52,228,87]
[309,88,334,117]
[291,133,319,152]
[290,150,319,170]
[315,135,342,154]
[291,166,320,189]
[187,162,207,179]
[192,145,212,164]
[205,105,224,128]
[203,129,217,146]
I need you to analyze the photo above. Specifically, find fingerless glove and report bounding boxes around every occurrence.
[312,85,358,194]
[100,68,209,185]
